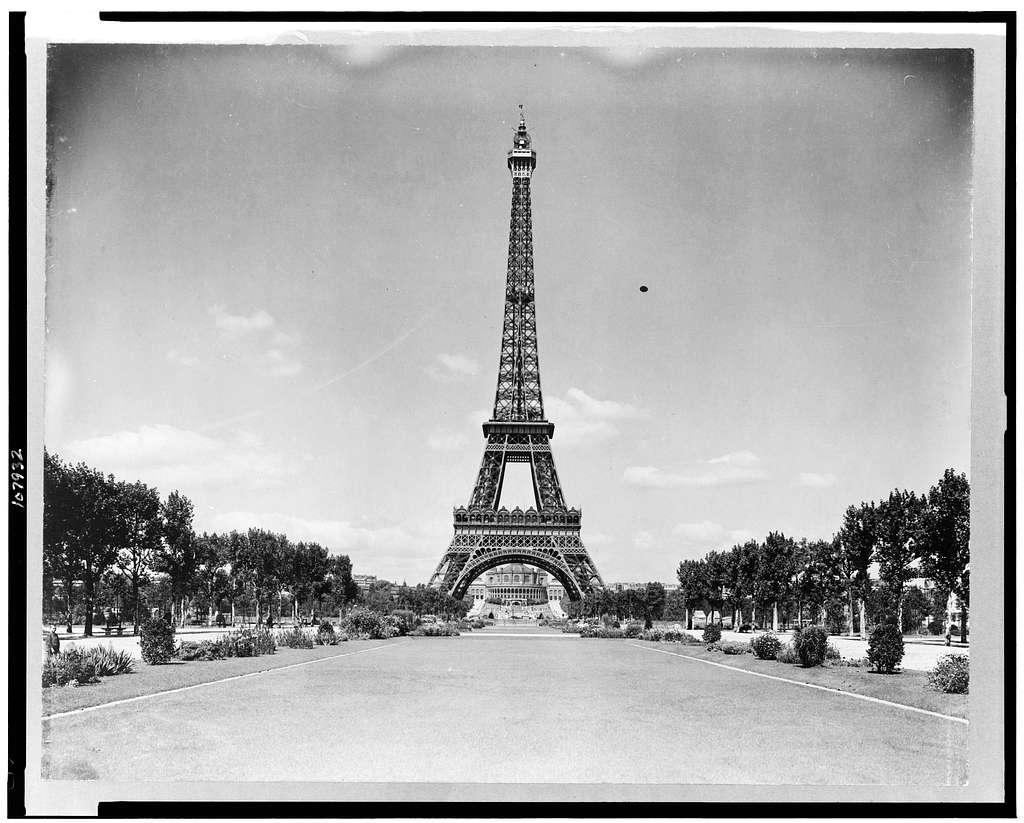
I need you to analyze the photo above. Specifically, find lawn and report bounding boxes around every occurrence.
[41,640,396,716]
[630,640,967,718]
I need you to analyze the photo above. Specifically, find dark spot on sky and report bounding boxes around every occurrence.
[639,285,648,293]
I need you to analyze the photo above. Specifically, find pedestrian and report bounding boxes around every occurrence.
[945,628,952,647]
[47,625,60,656]
[266,613,274,630]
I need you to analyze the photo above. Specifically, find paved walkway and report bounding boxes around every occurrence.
[41,635,966,785]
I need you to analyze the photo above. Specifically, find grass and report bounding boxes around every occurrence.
[41,640,394,716]
[640,640,967,719]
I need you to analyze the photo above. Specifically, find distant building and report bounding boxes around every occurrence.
[353,574,393,593]
[470,563,552,606]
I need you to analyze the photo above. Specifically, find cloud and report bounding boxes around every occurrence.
[672,521,757,548]
[427,431,469,452]
[201,510,440,582]
[797,472,838,488]
[209,305,275,337]
[632,530,656,550]
[426,353,481,381]
[208,305,303,377]
[63,424,292,494]
[166,349,200,367]
[624,451,769,488]
[546,387,647,448]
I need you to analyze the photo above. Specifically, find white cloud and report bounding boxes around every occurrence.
[63,424,292,494]
[624,451,769,488]
[201,510,440,582]
[546,387,647,448]
[426,353,481,382]
[209,305,275,336]
[797,472,838,488]
[427,431,469,452]
[672,521,757,547]
[166,349,200,367]
[208,305,303,377]
[262,348,303,377]
[632,530,656,550]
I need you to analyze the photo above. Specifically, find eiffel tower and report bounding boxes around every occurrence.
[429,111,605,601]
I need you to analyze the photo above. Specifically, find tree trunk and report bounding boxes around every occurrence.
[960,605,968,643]
[65,576,74,634]
[83,571,95,637]
[846,586,855,636]
[797,599,802,628]
[230,600,236,626]
[859,599,867,639]
[772,601,779,632]
[132,578,140,635]
[751,605,756,629]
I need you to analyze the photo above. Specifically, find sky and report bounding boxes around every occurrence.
[44,45,974,585]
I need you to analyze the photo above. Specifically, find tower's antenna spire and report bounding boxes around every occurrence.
[518,103,525,124]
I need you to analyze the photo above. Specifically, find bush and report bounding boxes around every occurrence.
[751,633,781,660]
[825,643,841,660]
[928,654,969,693]
[409,623,460,636]
[212,628,276,658]
[776,642,800,664]
[662,630,685,642]
[793,625,829,667]
[389,610,418,634]
[83,645,136,676]
[702,624,722,644]
[42,648,100,687]
[641,628,664,642]
[342,608,400,640]
[177,640,225,661]
[927,621,945,635]
[276,627,314,649]
[867,623,905,673]
[139,617,176,665]
[720,641,749,655]
[622,622,644,639]
[315,621,337,645]
[737,623,753,633]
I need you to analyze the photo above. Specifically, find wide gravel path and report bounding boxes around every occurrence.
[42,635,967,785]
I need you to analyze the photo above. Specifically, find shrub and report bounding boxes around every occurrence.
[776,642,800,664]
[177,640,224,661]
[928,654,969,694]
[276,627,314,649]
[390,610,418,634]
[315,622,337,645]
[751,633,781,660]
[470,619,486,630]
[342,608,399,640]
[793,625,829,667]
[737,623,753,633]
[212,628,276,658]
[42,648,100,687]
[825,643,841,660]
[867,623,905,673]
[86,646,135,675]
[622,622,644,638]
[641,628,664,642]
[662,630,685,642]
[139,617,176,665]
[702,624,722,644]
[409,623,460,636]
[927,621,945,635]
[720,641,749,655]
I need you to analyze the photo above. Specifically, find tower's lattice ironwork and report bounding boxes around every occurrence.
[428,112,605,601]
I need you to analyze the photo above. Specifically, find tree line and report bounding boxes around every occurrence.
[669,468,969,640]
[43,451,362,635]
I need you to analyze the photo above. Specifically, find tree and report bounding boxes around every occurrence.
[643,582,667,625]
[755,532,797,631]
[836,502,878,637]
[43,452,78,632]
[797,539,845,627]
[155,491,199,627]
[113,479,163,634]
[193,532,230,625]
[918,469,970,642]
[662,588,688,621]
[722,542,756,627]
[676,559,706,629]
[875,489,925,632]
